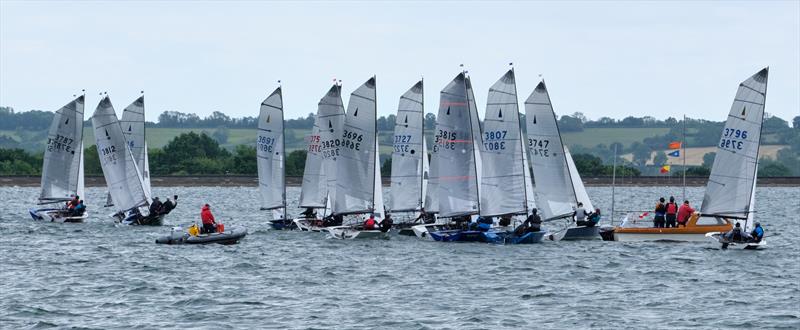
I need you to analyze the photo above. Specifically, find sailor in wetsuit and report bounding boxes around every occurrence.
[750,222,764,242]
[724,222,751,242]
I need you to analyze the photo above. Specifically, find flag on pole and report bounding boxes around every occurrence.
[660,165,671,174]
[668,141,682,149]
[668,150,680,157]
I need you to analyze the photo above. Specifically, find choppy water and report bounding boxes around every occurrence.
[1,185,798,329]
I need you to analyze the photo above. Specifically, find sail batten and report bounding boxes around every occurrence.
[701,68,769,220]
[39,95,85,203]
[257,87,286,214]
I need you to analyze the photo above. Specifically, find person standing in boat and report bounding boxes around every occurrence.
[676,200,695,227]
[654,198,667,228]
[200,204,217,234]
[573,202,590,224]
[750,222,764,242]
[665,196,679,228]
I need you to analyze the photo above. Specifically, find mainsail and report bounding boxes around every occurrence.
[525,81,577,220]
[317,84,346,207]
[92,96,150,213]
[436,73,480,218]
[424,135,440,213]
[39,95,85,204]
[390,80,426,212]
[701,68,769,222]
[106,96,151,205]
[334,77,379,215]
[257,87,286,215]
[480,70,528,216]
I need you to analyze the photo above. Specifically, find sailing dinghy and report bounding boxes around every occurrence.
[389,80,431,235]
[613,69,769,243]
[426,72,490,243]
[257,87,292,230]
[479,69,544,244]
[29,95,88,223]
[323,77,389,239]
[525,81,599,241]
[92,96,157,226]
[105,95,152,206]
[294,84,344,232]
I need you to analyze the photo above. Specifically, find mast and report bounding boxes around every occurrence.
[464,69,481,214]
[682,114,686,202]
[372,75,378,214]
[280,82,287,219]
[611,144,617,225]
[419,78,425,211]
[511,68,529,215]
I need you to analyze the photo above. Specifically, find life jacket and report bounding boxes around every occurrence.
[201,205,215,224]
[364,218,376,229]
[666,203,678,215]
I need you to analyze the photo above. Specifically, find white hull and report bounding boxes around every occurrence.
[412,223,443,240]
[705,232,767,250]
[30,209,88,223]
[324,226,388,240]
[293,218,325,232]
[613,232,710,242]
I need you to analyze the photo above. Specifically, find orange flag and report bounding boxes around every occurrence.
[668,141,681,149]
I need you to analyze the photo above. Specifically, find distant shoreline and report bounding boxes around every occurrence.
[3,175,799,187]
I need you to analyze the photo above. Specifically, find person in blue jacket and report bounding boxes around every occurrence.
[750,222,764,242]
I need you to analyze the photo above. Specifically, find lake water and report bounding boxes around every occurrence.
[2,186,799,329]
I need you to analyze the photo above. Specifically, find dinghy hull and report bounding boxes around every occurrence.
[293,218,326,232]
[705,232,767,250]
[613,213,732,242]
[500,231,546,244]
[429,230,502,243]
[29,208,88,223]
[562,226,600,240]
[269,219,297,230]
[324,226,388,240]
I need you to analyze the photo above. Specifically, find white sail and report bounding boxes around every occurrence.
[424,136,440,213]
[298,114,327,209]
[522,143,535,212]
[39,95,85,203]
[525,81,576,220]
[436,73,480,218]
[119,96,150,195]
[701,68,768,220]
[565,147,594,212]
[373,139,385,219]
[92,96,150,213]
[257,87,286,212]
[422,139,429,209]
[480,70,528,216]
[390,80,425,212]
[317,84,346,208]
[334,77,378,215]
[106,96,151,204]
[466,76,483,200]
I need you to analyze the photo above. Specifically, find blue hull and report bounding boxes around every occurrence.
[429,230,503,243]
[269,219,297,230]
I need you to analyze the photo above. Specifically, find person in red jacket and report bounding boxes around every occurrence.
[363,214,377,230]
[201,204,217,234]
[676,200,695,227]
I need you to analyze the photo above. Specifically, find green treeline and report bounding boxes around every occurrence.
[3,131,797,177]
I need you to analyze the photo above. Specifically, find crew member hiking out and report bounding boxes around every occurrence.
[665,196,678,228]
[577,208,601,227]
[200,204,217,234]
[161,195,178,214]
[149,197,163,216]
[750,222,764,242]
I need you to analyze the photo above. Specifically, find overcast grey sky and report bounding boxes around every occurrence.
[1,1,798,122]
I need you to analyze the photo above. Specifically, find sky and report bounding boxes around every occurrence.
[1,0,798,123]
